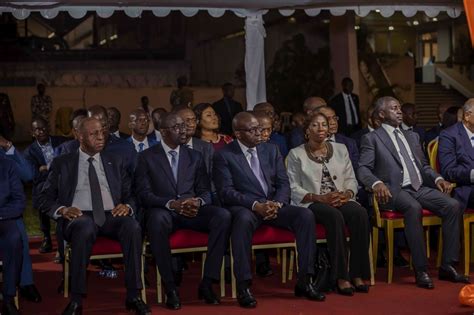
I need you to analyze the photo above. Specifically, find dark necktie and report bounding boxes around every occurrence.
[394,130,421,191]
[471,136,474,148]
[169,150,178,182]
[138,143,145,152]
[247,148,268,195]
[88,157,106,227]
[347,95,358,125]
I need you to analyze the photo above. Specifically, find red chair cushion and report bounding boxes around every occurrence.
[316,224,350,240]
[381,209,436,220]
[465,208,474,214]
[169,229,209,249]
[252,225,295,245]
[91,237,122,256]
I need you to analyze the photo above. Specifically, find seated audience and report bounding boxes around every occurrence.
[213,112,325,308]
[24,117,68,254]
[291,112,305,130]
[357,96,468,289]
[288,97,327,149]
[194,103,233,151]
[107,107,129,139]
[0,155,25,315]
[41,117,150,315]
[425,103,451,145]
[254,102,288,157]
[127,109,159,152]
[401,103,425,146]
[149,107,167,143]
[135,113,230,309]
[212,82,243,136]
[287,113,370,295]
[139,96,155,135]
[438,99,474,211]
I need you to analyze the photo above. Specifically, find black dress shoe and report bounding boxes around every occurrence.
[336,285,354,296]
[237,288,257,308]
[353,283,370,293]
[39,237,53,253]
[165,290,181,310]
[198,284,220,304]
[125,297,151,315]
[2,300,20,315]
[256,263,274,277]
[19,284,42,302]
[439,266,470,284]
[295,282,326,301]
[62,301,83,315]
[173,270,183,287]
[415,271,434,289]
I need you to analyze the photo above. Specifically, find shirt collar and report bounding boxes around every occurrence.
[237,139,254,155]
[401,122,412,130]
[342,92,351,97]
[382,123,400,134]
[328,134,336,142]
[185,138,193,148]
[79,147,100,162]
[161,140,180,155]
[462,122,474,140]
[36,138,52,149]
[132,136,148,147]
[112,130,120,138]
[368,125,374,132]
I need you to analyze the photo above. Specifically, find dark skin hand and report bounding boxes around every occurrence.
[373,182,392,205]
[111,204,131,217]
[254,201,279,220]
[170,198,200,217]
[60,207,83,220]
[436,179,454,194]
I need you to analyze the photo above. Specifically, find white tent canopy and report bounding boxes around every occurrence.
[0,1,465,108]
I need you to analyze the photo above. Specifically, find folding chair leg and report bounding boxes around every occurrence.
[385,223,394,284]
[141,249,146,303]
[282,249,287,284]
[471,224,474,262]
[277,248,281,265]
[231,249,236,298]
[64,251,70,298]
[220,258,225,297]
[425,228,430,258]
[369,236,375,286]
[202,253,207,279]
[464,221,470,276]
[288,249,294,281]
[14,290,18,308]
[372,227,379,275]
[437,227,443,268]
[156,265,162,304]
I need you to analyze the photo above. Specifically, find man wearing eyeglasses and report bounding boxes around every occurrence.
[135,113,231,310]
[213,112,325,308]
[127,109,159,153]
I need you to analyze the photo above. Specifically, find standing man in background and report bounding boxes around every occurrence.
[212,82,243,136]
[31,83,53,123]
[330,77,361,136]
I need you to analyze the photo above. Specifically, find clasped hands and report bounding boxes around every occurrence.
[317,191,351,208]
[170,198,201,218]
[254,201,281,220]
[60,204,131,220]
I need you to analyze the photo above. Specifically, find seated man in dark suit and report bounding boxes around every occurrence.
[288,96,326,149]
[149,107,167,143]
[329,77,361,136]
[212,82,243,136]
[24,117,68,254]
[425,103,451,146]
[107,106,129,139]
[135,113,231,310]
[401,103,426,147]
[438,99,474,211]
[41,117,150,315]
[351,104,376,149]
[253,102,288,157]
[127,108,159,152]
[358,96,468,289]
[213,112,325,308]
[0,156,25,315]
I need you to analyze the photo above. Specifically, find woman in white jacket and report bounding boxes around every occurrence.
[287,113,370,296]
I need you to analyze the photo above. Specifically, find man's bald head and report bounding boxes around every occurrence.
[303,97,327,116]
[232,112,256,132]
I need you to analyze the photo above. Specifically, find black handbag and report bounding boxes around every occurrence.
[312,247,331,292]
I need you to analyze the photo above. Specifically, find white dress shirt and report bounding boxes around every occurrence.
[401,122,413,131]
[154,130,162,142]
[342,92,359,125]
[185,138,193,149]
[462,123,474,183]
[131,136,150,152]
[112,130,121,139]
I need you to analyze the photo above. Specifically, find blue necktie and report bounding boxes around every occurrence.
[138,143,145,152]
[471,136,474,148]
[247,148,268,195]
[169,150,178,182]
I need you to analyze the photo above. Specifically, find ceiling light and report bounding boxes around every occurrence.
[432,17,438,22]
[322,19,330,24]
[99,39,107,45]
[109,34,118,40]
[413,20,419,26]
[48,32,55,38]
[375,9,380,13]
[288,17,296,23]
[388,26,394,31]
[354,25,360,30]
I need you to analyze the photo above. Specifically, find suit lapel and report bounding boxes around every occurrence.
[257,144,271,191]
[155,145,177,188]
[401,130,423,168]
[100,152,119,203]
[458,123,474,161]
[32,141,47,165]
[232,142,266,196]
[177,146,192,189]
[375,128,402,166]
[67,152,80,204]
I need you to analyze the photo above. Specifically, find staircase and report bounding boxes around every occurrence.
[415,83,467,128]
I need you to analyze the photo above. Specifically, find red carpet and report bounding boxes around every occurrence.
[16,238,473,315]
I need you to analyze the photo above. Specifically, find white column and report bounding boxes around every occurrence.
[245,15,266,110]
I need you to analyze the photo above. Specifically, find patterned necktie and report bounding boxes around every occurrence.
[471,136,474,148]
[87,157,106,227]
[247,148,268,195]
[394,130,421,191]
[169,150,178,182]
[138,143,145,152]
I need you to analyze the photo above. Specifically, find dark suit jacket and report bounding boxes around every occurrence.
[212,97,243,136]
[58,135,137,174]
[23,136,68,208]
[135,143,212,209]
[329,92,361,132]
[351,127,370,149]
[287,127,305,150]
[126,135,160,151]
[192,137,214,177]
[213,141,290,209]
[425,124,442,146]
[438,122,474,210]
[40,151,135,218]
[117,131,130,139]
[269,132,289,157]
[1,147,33,182]
[335,133,359,170]
[357,126,439,205]
[402,125,426,147]
[0,156,25,220]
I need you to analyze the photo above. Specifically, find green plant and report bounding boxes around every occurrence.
[266,33,334,113]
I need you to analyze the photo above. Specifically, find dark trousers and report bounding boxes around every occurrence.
[391,186,461,271]
[16,219,34,286]
[62,212,143,295]
[0,220,23,298]
[229,205,316,283]
[39,210,51,239]
[309,201,370,285]
[147,205,231,291]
